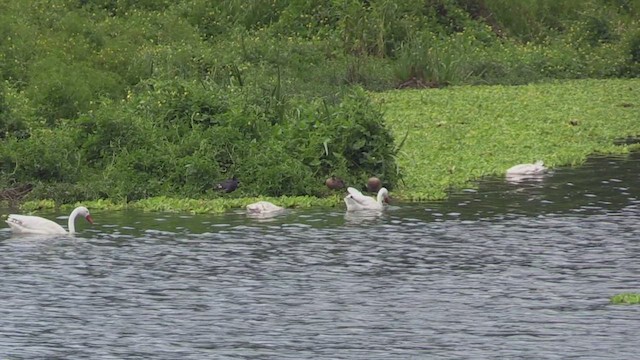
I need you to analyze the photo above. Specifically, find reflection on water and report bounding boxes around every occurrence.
[505,171,548,184]
[343,209,385,226]
[1,153,640,359]
[245,209,288,222]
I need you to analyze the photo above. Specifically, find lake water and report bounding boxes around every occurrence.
[1,154,639,359]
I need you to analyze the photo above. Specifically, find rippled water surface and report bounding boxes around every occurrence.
[2,154,640,359]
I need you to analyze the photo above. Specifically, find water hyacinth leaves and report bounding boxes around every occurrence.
[377,78,640,200]
[610,293,640,305]
[18,195,344,214]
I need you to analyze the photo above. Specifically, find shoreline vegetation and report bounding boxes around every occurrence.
[1,1,640,213]
[17,78,640,214]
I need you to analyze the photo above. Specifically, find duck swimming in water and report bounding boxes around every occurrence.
[344,187,390,211]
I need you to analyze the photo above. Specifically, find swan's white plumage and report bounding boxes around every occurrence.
[246,201,284,214]
[6,215,66,234]
[344,187,389,211]
[506,160,547,175]
[5,206,93,235]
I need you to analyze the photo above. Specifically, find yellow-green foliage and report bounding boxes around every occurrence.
[19,199,57,212]
[377,78,640,200]
[611,293,640,305]
[21,195,343,214]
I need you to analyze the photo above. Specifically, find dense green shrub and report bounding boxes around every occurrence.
[284,88,400,192]
[75,107,150,167]
[618,26,640,76]
[0,73,398,202]
[1,127,81,184]
[26,58,124,125]
[0,82,32,139]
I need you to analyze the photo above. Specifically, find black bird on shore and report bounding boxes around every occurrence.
[215,177,239,193]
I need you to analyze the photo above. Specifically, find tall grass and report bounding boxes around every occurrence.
[394,29,481,87]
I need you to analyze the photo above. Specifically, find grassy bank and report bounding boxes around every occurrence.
[13,78,640,214]
[379,78,640,200]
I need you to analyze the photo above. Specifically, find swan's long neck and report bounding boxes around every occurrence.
[376,189,387,205]
[68,207,81,234]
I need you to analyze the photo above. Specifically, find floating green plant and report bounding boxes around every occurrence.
[20,194,345,214]
[377,78,640,200]
[610,293,640,305]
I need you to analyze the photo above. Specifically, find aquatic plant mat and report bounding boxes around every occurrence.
[611,293,640,305]
[378,78,640,201]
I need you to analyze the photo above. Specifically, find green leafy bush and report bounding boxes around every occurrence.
[1,127,81,184]
[0,82,32,139]
[285,88,400,192]
[27,58,124,125]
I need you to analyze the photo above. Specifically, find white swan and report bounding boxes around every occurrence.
[506,160,547,175]
[344,187,390,211]
[5,206,94,235]
[246,201,284,214]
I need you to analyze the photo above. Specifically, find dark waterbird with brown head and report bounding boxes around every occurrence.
[215,177,239,193]
[366,177,382,193]
[325,176,345,190]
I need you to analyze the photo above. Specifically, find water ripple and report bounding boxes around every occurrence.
[2,154,640,359]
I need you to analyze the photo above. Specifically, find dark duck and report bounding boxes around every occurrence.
[325,176,345,190]
[215,177,239,193]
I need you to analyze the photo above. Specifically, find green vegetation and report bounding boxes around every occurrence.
[14,77,640,213]
[611,293,640,304]
[379,78,640,200]
[20,195,342,214]
[1,0,640,212]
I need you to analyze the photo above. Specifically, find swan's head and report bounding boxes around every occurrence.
[378,188,391,204]
[77,206,94,224]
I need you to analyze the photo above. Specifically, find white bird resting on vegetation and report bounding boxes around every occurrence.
[505,160,547,175]
[246,201,284,215]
